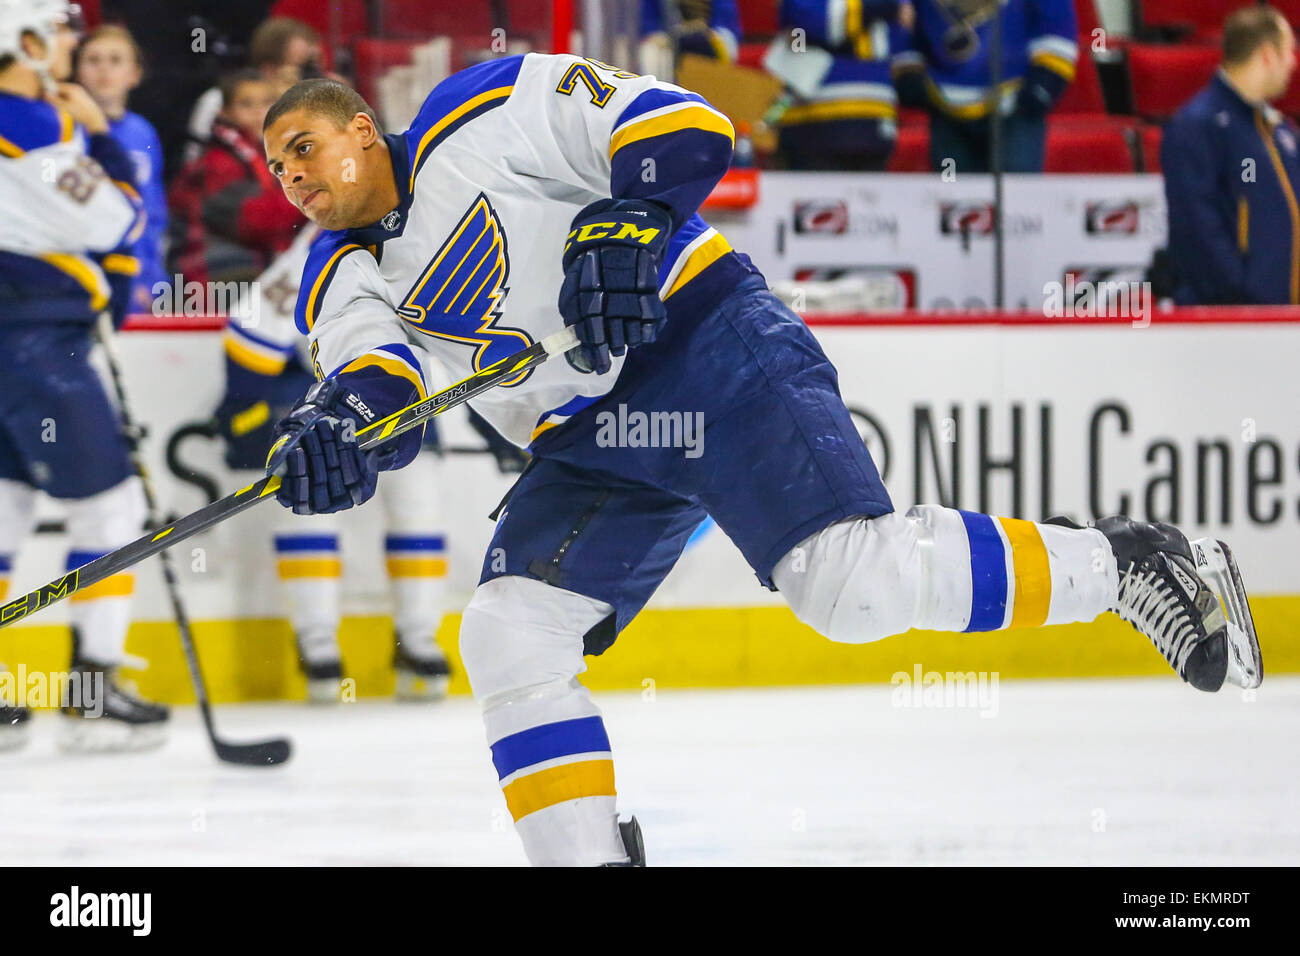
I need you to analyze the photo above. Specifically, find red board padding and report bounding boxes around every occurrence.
[122,307,1300,334]
[702,168,760,210]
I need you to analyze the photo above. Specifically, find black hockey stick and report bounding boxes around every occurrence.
[95,317,290,767]
[0,326,578,631]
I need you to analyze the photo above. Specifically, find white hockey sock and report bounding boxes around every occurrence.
[63,479,146,665]
[774,506,1119,643]
[274,533,341,664]
[386,532,447,657]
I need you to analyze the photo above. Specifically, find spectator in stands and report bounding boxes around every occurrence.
[168,69,303,286]
[1162,5,1300,305]
[185,16,333,163]
[640,0,741,78]
[772,1,915,170]
[893,0,1077,173]
[75,25,168,314]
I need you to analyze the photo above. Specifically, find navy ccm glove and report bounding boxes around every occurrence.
[559,198,673,375]
[265,378,381,514]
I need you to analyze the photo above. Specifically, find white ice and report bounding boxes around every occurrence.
[2,677,1297,866]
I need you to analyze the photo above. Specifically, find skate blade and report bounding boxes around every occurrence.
[1191,538,1263,690]
[305,678,344,705]
[395,670,449,702]
[58,715,167,754]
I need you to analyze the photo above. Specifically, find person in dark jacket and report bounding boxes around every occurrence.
[168,68,302,285]
[1162,5,1299,305]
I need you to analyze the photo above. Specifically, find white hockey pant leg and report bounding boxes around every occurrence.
[459,575,625,866]
[380,451,447,656]
[63,477,147,665]
[272,508,342,665]
[773,506,1117,643]
[0,479,36,603]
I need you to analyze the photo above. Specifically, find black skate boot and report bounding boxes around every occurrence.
[0,704,31,752]
[59,650,169,753]
[393,631,451,702]
[296,633,344,705]
[1051,516,1262,692]
[601,816,646,867]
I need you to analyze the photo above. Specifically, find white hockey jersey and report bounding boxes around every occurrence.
[0,93,144,323]
[295,52,755,449]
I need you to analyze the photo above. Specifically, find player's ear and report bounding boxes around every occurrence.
[353,111,379,148]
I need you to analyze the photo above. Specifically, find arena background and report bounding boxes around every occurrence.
[3,0,1298,702]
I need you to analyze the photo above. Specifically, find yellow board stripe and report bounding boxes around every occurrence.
[998,518,1051,629]
[664,232,732,299]
[337,353,428,399]
[411,86,515,191]
[277,559,342,579]
[304,243,364,331]
[224,333,288,375]
[501,759,617,821]
[38,253,109,311]
[386,557,448,578]
[70,574,134,602]
[610,104,735,158]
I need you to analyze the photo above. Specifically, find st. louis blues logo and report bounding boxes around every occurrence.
[397,193,534,386]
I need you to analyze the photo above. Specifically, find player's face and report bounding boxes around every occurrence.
[75,35,141,105]
[1267,23,1298,100]
[264,108,372,229]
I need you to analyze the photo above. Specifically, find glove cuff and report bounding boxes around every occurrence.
[563,198,673,270]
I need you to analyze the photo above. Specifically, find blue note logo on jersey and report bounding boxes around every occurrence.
[397,193,534,387]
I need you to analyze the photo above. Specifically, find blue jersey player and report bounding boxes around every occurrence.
[258,56,1262,865]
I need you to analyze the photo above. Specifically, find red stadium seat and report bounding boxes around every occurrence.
[1138,122,1162,173]
[1138,0,1252,40]
[373,0,493,39]
[1055,47,1107,114]
[270,0,370,42]
[1044,116,1135,172]
[737,0,779,40]
[351,36,419,103]
[1126,43,1220,119]
[737,42,769,69]
[888,117,930,172]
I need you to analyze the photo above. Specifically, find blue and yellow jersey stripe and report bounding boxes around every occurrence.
[332,343,427,400]
[609,90,735,160]
[223,322,294,376]
[294,232,366,334]
[0,94,76,155]
[404,54,524,191]
[656,215,733,301]
[37,253,111,312]
[1028,34,1079,83]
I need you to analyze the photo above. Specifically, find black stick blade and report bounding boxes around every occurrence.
[215,737,292,767]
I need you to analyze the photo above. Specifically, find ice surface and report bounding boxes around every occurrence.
[2,677,1297,866]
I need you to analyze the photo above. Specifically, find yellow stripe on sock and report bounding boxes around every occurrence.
[385,557,447,578]
[277,558,342,579]
[69,573,134,602]
[501,759,616,821]
[0,578,7,602]
[998,518,1051,628]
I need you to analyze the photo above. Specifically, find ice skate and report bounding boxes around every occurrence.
[0,704,31,752]
[393,633,451,702]
[600,817,646,867]
[58,657,168,754]
[1056,516,1262,692]
[296,632,345,705]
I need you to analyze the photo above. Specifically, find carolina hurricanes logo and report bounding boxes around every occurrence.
[396,193,534,387]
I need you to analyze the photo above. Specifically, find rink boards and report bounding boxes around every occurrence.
[2,313,1298,701]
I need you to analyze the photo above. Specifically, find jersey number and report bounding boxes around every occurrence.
[555,59,638,108]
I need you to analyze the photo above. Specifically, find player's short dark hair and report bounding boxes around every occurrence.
[219,68,269,108]
[263,78,381,134]
[1222,5,1288,66]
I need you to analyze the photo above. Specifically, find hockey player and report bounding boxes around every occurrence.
[216,223,453,703]
[259,56,1262,866]
[0,0,168,752]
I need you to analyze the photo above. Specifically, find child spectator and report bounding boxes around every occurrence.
[168,69,303,286]
[75,24,167,313]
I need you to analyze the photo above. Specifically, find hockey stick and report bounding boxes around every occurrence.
[0,326,578,632]
[95,316,290,767]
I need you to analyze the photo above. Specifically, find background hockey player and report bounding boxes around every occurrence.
[257,55,1261,866]
[0,0,167,752]
[216,222,454,703]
